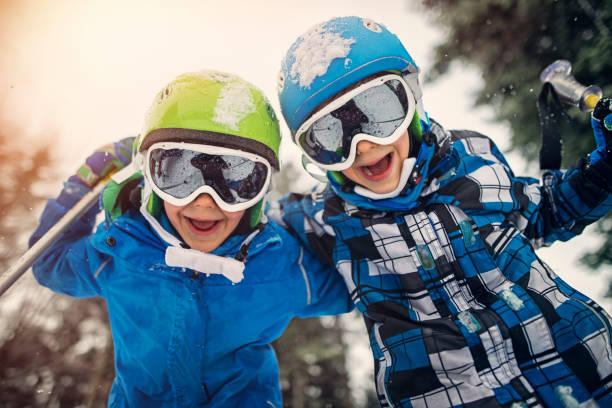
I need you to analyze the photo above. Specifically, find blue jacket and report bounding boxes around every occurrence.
[270,123,612,408]
[29,184,352,408]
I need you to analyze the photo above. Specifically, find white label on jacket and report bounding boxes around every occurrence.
[165,246,245,284]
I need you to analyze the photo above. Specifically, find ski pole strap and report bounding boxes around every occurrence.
[537,82,569,170]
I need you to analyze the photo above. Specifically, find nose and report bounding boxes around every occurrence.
[192,193,217,208]
[356,139,378,155]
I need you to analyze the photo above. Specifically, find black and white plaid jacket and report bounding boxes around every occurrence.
[270,124,612,408]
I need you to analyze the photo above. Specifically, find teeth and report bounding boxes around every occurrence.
[362,166,373,176]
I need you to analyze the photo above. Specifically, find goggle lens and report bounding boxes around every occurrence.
[296,77,413,168]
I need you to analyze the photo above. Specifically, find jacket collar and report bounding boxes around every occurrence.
[138,195,280,284]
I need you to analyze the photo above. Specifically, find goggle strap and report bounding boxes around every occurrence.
[301,155,330,183]
[112,161,139,184]
[248,200,263,227]
[402,72,422,101]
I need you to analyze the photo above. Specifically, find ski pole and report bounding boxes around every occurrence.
[540,59,603,112]
[0,178,109,296]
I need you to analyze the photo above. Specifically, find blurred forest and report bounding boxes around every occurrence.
[0,119,115,407]
[418,0,612,286]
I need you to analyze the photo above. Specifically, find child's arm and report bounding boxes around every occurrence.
[525,99,611,245]
[28,138,133,297]
[500,99,612,246]
[268,191,353,316]
[268,186,336,267]
[293,240,354,317]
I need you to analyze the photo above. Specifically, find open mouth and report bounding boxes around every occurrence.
[360,153,393,179]
[186,217,220,234]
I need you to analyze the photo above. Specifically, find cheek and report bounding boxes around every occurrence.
[163,201,183,228]
[224,210,246,227]
[341,167,359,183]
[395,132,410,160]
[226,209,245,220]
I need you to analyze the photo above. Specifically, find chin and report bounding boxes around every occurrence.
[189,241,218,253]
[368,183,398,195]
[359,174,402,195]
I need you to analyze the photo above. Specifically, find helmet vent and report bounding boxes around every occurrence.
[265,103,277,121]
[159,85,172,101]
[362,18,382,33]
[278,71,285,93]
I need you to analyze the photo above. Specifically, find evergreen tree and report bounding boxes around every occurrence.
[273,316,354,407]
[417,0,612,283]
[0,119,114,407]
[0,130,51,271]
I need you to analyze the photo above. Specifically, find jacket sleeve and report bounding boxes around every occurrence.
[525,158,612,245]
[526,157,612,246]
[268,194,353,317]
[268,186,338,267]
[28,181,106,297]
[292,243,354,318]
[473,134,612,247]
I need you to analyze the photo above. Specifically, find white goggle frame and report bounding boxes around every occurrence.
[142,142,272,212]
[293,73,417,171]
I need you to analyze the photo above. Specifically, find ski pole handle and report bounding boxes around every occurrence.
[0,178,109,296]
[540,59,602,112]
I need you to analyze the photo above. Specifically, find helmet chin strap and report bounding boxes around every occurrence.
[353,157,416,199]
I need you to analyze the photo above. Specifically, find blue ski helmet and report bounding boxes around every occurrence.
[278,16,424,135]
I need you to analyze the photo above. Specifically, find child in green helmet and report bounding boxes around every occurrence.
[29,70,352,407]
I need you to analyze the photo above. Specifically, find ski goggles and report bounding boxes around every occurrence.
[294,74,416,171]
[143,142,272,212]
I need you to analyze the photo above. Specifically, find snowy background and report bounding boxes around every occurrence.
[1,0,610,404]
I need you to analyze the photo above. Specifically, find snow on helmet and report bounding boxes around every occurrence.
[115,70,281,228]
[278,16,423,135]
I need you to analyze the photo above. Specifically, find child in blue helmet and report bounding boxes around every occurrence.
[28,70,352,407]
[271,16,612,407]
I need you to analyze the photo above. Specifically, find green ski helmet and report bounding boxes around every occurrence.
[134,70,281,227]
